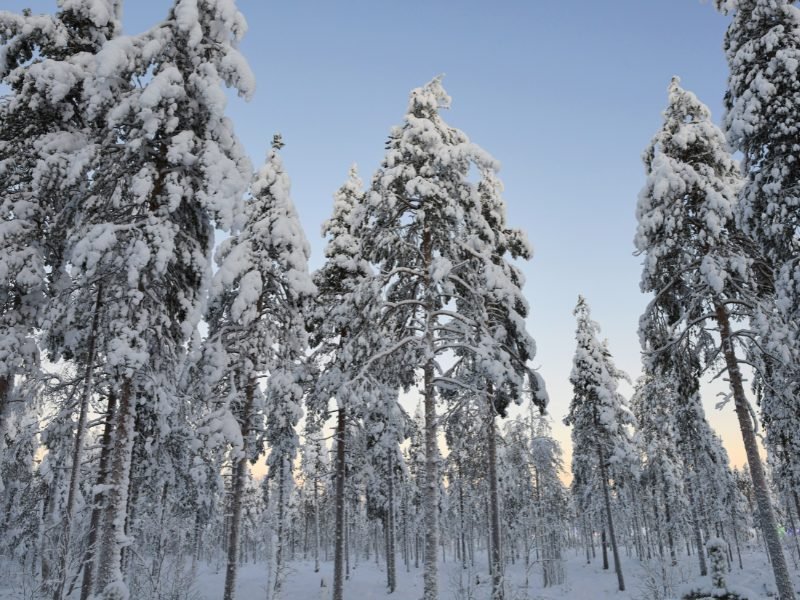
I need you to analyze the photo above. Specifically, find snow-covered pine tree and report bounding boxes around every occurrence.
[0,5,128,597]
[309,164,380,600]
[564,296,637,592]
[0,0,120,501]
[716,0,800,539]
[208,135,313,600]
[47,2,257,597]
[631,372,686,566]
[360,76,544,600]
[635,77,795,599]
[361,385,408,593]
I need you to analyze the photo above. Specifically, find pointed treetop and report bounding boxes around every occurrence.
[271,133,284,151]
[407,75,451,116]
[664,76,712,124]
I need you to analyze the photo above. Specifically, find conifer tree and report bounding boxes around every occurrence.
[360,77,544,600]
[49,2,257,596]
[636,77,795,599]
[565,296,636,592]
[716,0,800,533]
[208,135,313,600]
[310,164,378,600]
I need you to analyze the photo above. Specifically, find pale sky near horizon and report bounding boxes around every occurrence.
[5,1,757,477]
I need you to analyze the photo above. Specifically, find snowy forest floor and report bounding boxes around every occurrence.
[2,545,799,599]
[194,545,799,600]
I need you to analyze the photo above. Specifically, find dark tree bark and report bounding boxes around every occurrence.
[333,408,346,600]
[598,444,624,591]
[716,303,795,600]
[486,406,503,600]
[79,389,117,600]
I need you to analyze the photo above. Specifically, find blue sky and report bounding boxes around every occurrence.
[6,1,746,469]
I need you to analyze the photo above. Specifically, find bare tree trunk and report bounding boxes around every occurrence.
[313,471,320,573]
[421,225,439,600]
[191,511,204,573]
[386,452,396,593]
[333,408,346,600]
[715,303,796,600]
[600,527,609,570]
[223,380,255,600]
[459,480,467,570]
[79,389,117,600]
[662,479,677,566]
[95,377,136,598]
[486,404,503,600]
[52,285,102,600]
[274,457,286,596]
[0,374,10,473]
[686,474,707,576]
[598,444,624,591]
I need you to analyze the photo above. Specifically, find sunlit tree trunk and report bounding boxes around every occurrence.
[716,303,795,600]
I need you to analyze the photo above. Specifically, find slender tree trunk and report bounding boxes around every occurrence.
[386,452,396,593]
[686,475,707,576]
[53,285,102,600]
[601,528,609,570]
[421,225,439,600]
[715,303,796,600]
[662,481,677,566]
[191,511,204,573]
[223,380,255,600]
[583,516,591,564]
[597,444,624,591]
[486,404,503,600]
[79,389,117,600]
[149,481,170,590]
[345,499,351,579]
[731,517,743,570]
[274,457,287,596]
[459,481,467,570]
[313,472,320,573]
[333,408,346,600]
[0,374,10,487]
[95,377,136,598]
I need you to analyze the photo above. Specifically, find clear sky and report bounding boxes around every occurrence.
[7,1,752,474]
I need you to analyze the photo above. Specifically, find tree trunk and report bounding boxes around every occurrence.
[313,470,320,573]
[601,527,609,570]
[274,457,287,596]
[95,377,136,598]
[79,389,117,600]
[459,480,467,570]
[662,479,677,566]
[715,303,796,600]
[223,379,255,600]
[597,444,625,591]
[386,452,396,593]
[333,408,346,600]
[53,285,102,600]
[686,473,707,576]
[0,374,9,473]
[486,404,503,600]
[421,225,439,600]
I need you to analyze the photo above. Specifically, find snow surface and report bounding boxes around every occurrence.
[42,547,788,600]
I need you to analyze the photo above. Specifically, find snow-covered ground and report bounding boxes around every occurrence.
[2,545,797,599]
[188,546,799,600]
